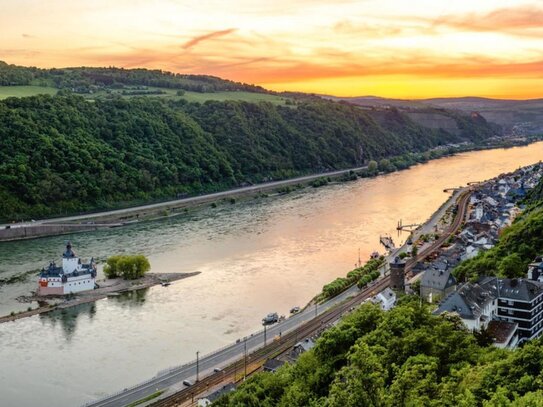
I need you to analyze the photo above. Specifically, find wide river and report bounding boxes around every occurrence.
[1,142,543,406]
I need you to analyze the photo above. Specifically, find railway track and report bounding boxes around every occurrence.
[149,190,471,407]
[151,277,391,407]
[406,190,470,271]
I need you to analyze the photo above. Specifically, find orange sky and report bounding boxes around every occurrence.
[1,0,543,99]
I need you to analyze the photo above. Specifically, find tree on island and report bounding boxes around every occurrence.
[103,254,151,280]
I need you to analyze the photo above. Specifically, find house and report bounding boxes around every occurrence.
[373,287,397,310]
[263,359,285,373]
[528,256,543,282]
[420,268,456,303]
[434,282,497,331]
[290,338,315,359]
[495,278,543,342]
[486,320,519,349]
[461,245,480,261]
[198,383,236,406]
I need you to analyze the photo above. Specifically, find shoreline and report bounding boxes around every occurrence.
[1,138,541,242]
[0,272,200,324]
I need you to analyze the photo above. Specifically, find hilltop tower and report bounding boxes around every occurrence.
[389,256,406,294]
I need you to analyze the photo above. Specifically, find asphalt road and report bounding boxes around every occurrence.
[82,182,470,407]
[83,284,362,407]
[2,166,369,229]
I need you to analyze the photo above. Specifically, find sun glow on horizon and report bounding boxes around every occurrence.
[1,0,543,99]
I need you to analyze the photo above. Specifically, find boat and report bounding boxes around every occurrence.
[37,242,97,296]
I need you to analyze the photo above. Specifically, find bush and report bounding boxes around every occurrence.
[104,254,151,280]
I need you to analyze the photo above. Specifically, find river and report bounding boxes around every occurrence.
[1,142,542,407]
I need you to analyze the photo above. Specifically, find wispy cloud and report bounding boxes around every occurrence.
[431,5,543,37]
[182,28,237,49]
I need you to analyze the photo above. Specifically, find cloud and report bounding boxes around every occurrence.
[431,5,543,37]
[182,28,237,50]
[21,33,35,38]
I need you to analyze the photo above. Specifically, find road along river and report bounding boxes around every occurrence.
[0,142,542,407]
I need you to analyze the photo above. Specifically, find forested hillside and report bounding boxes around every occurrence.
[0,93,497,221]
[0,61,266,93]
[454,175,543,282]
[214,299,543,406]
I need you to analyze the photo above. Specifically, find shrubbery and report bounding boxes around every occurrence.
[214,299,543,406]
[319,257,385,301]
[103,254,151,280]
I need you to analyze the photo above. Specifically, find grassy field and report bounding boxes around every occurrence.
[0,86,57,99]
[0,85,289,105]
[179,90,287,104]
[87,87,288,104]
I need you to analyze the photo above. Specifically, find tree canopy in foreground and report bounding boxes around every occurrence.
[215,298,543,406]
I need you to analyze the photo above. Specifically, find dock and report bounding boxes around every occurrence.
[379,235,395,251]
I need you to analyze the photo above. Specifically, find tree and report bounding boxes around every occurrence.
[103,254,150,280]
[367,160,378,174]
[327,344,385,407]
[378,159,392,172]
[498,253,525,278]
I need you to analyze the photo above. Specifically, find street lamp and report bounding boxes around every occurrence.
[244,337,247,380]
[314,302,317,317]
[196,350,200,382]
[264,324,267,346]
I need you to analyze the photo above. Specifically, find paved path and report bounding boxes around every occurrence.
[1,166,369,229]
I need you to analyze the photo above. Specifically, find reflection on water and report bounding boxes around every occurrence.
[36,290,149,341]
[40,302,97,341]
[109,288,150,310]
[0,142,543,407]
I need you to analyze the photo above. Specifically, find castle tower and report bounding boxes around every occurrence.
[389,256,406,294]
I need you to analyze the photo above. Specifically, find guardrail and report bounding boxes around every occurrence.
[81,302,336,407]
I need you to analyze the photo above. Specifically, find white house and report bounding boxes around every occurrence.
[373,287,396,311]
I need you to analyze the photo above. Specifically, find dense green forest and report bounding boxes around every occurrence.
[0,93,496,221]
[215,298,543,406]
[454,174,543,282]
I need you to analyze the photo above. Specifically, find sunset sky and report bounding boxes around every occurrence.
[1,0,543,99]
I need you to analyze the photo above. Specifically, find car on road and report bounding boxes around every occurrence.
[262,312,279,325]
[214,368,223,373]
[290,306,300,314]
[183,380,193,387]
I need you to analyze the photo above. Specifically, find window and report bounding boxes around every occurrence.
[508,300,514,306]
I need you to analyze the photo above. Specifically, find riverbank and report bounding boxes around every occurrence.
[2,138,541,242]
[3,142,543,407]
[0,272,200,324]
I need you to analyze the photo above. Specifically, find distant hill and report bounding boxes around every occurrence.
[327,95,543,136]
[0,61,504,220]
[0,60,268,94]
[0,92,497,220]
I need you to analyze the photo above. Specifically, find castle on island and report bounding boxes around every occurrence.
[38,242,97,295]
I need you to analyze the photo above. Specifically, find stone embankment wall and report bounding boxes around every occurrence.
[0,224,113,242]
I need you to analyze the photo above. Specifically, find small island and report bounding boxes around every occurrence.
[0,246,199,324]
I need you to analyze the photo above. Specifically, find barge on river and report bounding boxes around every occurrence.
[38,242,97,295]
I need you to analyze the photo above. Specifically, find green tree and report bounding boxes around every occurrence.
[498,253,526,279]
[367,160,378,174]
[103,254,150,280]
